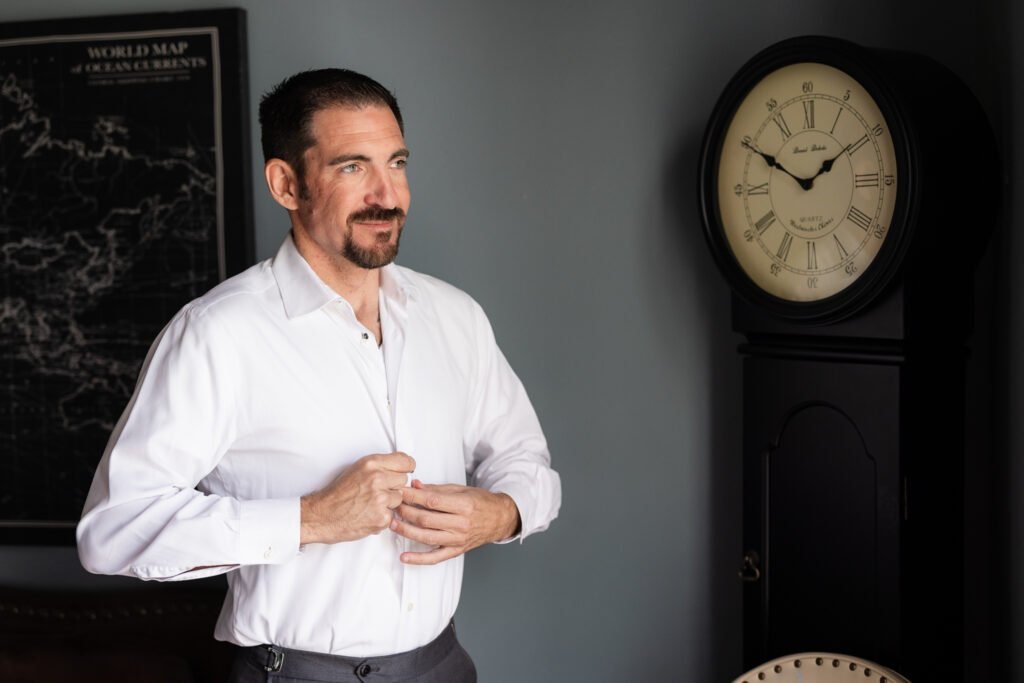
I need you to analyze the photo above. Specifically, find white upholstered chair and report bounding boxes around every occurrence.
[731,652,911,683]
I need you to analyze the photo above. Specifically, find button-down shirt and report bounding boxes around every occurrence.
[76,234,561,657]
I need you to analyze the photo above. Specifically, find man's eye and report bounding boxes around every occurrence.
[391,159,407,169]
[341,163,359,173]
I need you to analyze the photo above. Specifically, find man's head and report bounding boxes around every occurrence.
[260,69,409,273]
[259,68,403,185]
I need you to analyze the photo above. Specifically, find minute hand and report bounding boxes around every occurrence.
[741,140,813,190]
[806,144,851,186]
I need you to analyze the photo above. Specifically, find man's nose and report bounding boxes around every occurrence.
[365,166,400,207]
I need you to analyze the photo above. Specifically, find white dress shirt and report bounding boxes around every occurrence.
[76,233,561,657]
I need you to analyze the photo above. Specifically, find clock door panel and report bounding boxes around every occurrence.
[742,355,901,667]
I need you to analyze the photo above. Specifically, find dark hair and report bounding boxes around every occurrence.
[258,68,403,180]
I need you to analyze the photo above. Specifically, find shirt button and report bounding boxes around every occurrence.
[407,602,414,612]
[263,547,274,560]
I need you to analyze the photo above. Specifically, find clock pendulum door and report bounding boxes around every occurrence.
[740,351,901,663]
[734,301,965,681]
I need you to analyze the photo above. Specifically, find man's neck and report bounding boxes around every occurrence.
[290,230,382,342]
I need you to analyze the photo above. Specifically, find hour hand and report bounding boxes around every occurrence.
[808,144,850,183]
[741,139,812,190]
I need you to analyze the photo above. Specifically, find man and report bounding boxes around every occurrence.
[77,68,561,682]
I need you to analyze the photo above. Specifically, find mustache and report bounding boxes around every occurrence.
[348,206,406,224]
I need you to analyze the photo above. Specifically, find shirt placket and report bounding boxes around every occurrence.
[323,300,395,446]
[357,329,392,441]
[324,294,421,644]
[361,325,408,605]
[379,291,420,645]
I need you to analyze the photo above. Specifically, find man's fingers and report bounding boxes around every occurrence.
[336,467,406,494]
[395,502,469,534]
[371,451,416,474]
[400,484,470,514]
[390,515,459,547]
[400,545,463,566]
[411,480,461,493]
[395,502,442,526]
[380,470,411,491]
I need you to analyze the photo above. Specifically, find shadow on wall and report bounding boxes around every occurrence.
[657,108,744,679]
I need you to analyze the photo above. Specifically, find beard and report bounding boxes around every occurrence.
[342,206,406,269]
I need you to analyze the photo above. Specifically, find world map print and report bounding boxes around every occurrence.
[0,27,227,531]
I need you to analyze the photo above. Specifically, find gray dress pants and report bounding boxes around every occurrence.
[228,621,477,683]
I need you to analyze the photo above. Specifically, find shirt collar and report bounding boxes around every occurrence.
[271,232,416,320]
[379,259,415,308]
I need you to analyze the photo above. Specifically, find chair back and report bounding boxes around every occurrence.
[731,652,910,683]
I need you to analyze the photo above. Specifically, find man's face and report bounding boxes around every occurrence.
[294,104,410,269]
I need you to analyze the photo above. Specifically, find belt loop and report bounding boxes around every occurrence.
[263,645,285,673]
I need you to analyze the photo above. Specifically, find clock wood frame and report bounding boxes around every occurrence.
[699,36,920,325]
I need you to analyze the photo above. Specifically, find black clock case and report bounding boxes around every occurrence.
[707,38,999,681]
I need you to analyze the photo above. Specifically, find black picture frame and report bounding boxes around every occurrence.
[0,9,253,544]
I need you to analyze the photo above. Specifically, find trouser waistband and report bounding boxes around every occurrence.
[240,621,459,680]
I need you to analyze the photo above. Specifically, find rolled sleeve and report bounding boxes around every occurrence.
[487,464,562,543]
[464,302,561,542]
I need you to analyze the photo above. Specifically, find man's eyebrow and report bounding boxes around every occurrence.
[327,148,410,166]
[327,153,370,166]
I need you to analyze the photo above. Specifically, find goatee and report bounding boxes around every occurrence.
[344,206,405,269]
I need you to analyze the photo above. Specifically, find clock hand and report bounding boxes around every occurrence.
[806,144,851,185]
[741,139,813,190]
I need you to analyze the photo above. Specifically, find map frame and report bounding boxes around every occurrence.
[0,9,253,544]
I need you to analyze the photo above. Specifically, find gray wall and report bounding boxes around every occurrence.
[0,1,1016,681]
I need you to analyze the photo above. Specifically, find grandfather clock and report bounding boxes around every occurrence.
[697,36,998,681]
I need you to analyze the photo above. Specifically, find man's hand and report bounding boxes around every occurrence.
[300,452,416,545]
[390,480,521,565]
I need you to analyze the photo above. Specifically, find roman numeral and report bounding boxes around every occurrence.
[754,210,776,234]
[777,233,793,261]
[747,182,769,195]
[773,113,792,140]
[833,235,849,260]
[807,241,818,270]
[848,134,870,154]
[830,108,843,134]
[802,100,815,129]
[847,205,872,231]
[855,173,880,188]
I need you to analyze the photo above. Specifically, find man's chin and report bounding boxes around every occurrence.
[343,242,400,270]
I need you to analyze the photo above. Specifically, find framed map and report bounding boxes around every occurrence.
[0,10,253,543]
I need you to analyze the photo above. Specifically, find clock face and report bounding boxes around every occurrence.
[715,62,899,303]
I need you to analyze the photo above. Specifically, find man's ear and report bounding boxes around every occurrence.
[265,158,301,211]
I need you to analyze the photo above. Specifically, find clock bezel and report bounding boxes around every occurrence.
[698,36,920,325]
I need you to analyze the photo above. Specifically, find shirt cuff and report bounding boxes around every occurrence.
[481,464,560,544]
[489,488,524,545]
[239,497,302,564]
[488,481,535,545]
